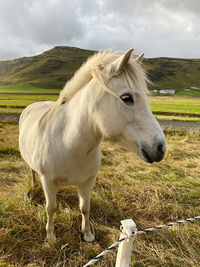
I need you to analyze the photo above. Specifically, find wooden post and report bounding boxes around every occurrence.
[115,219,137,267]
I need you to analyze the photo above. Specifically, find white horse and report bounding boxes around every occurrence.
[19,48,166,242]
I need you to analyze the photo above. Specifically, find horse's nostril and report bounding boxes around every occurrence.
[142,148,154,163]
[157,143,165,155]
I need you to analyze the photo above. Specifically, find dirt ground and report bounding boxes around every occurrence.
[159,119,200,130]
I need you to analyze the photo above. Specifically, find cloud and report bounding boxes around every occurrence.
[0,0,200,60]
[0,0,83,59]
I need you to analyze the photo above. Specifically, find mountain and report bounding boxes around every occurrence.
[0,46,200,90]
[0,46,94,89]
[144,57,200,91]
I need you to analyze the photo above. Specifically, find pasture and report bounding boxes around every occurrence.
[0,84,59,94]
[150,96,200,115]
[1,87,200,122]
[0,120,200,266]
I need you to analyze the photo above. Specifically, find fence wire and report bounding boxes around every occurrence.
[83,216,200,267]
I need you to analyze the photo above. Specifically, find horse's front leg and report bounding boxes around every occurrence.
[78,177,96,242]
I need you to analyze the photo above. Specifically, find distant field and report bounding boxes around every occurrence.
[0,85,200,122]
[155,114,200,122]
[150,96,200,115]
[0,94,57,107]
[0,107,23,114]
[0,84,60,94]
[0,85,58,112]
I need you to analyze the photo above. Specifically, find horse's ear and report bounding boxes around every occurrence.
[117,48,134,71]
[108,48,134,75]
[136,52,144,63]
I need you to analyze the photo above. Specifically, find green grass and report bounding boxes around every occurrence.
[0,95,57,107]
[0,121,200,266]
[0,84,60,94]
[0,95,58,101]
[0,94,57,113]
[1,93,200,123]
[150,96,200,116]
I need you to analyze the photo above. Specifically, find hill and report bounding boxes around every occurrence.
[0,46,200,91]
[144,57,200,91]
[0,46,93,89]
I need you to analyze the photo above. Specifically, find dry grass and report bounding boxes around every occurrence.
[0,121,200,266]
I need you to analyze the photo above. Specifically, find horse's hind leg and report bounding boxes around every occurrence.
[31,169,37,188]
[41,176,58,243]
[78,177,96,242]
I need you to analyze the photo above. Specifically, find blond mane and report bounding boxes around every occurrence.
[38,50,149,127]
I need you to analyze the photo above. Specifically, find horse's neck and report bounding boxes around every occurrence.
[62,86,101,157]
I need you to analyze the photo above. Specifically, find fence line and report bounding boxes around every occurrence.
[83,216,200,267]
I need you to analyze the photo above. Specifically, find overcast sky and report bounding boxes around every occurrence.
[0,0,200,60]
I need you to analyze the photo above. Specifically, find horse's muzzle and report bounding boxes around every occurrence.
[141,141,166,163]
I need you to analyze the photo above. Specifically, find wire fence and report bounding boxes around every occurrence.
[84,215,200,266]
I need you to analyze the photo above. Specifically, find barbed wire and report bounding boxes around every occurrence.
[83,215,200,267]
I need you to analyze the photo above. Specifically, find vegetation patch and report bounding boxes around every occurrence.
[0,122,200,266]
[0,84,60,94]
[155,114,200,122]
[150,96,200,115]
[0,146,20,158]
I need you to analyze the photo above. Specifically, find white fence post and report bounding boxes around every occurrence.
[115,219,137,267]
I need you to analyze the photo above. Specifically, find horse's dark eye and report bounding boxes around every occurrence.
[120,93,134,105]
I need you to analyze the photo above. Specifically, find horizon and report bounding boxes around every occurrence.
[1,45,200,62]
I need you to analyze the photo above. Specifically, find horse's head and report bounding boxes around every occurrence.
[92,49,166,163]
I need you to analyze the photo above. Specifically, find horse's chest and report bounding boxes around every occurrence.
[51,150,101,186]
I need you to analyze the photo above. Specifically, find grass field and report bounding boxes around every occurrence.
[0,94,57,107]
[0,107,23,114]
[0,84,200,124]
[150,96,200,115]
[1,88,200,122]
[155,114,200,122]
[0,121,200,266]
[2,95,200,114]
[0,84,60,94]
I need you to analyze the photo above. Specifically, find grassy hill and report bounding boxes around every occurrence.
[0,47,94,89]
[0,46,200,91]
[144,57,200,91]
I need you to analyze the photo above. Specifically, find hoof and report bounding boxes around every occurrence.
[83,232,95,242]
[46,233,56,245]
